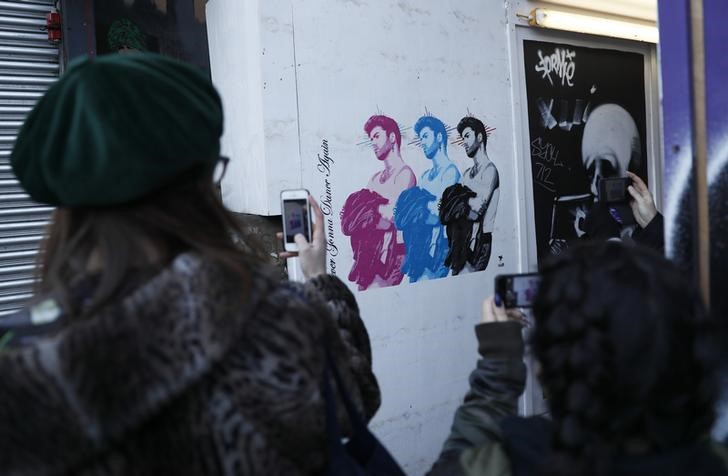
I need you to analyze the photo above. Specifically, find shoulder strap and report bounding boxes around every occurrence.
[324,345,367,430]
[711,441,728,470]
[459,441,513,476]
[322,343,406,475]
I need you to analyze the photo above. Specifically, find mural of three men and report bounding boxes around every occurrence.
[341,114,500,291]
[339,41,650,292]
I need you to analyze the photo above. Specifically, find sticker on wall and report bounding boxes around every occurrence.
[341,112,500,291]
[522,40,648,262]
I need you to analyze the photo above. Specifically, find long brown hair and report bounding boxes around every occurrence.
[36,169,266,319]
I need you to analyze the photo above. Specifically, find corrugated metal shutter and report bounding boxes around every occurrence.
[0,0,57,316]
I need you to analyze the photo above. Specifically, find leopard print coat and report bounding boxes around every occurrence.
[0,253,380,475]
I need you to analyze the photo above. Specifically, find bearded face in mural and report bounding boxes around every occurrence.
[581,103,642,199]
[462,126,483,158]
[368,125,394,161]
[418,126,440,159]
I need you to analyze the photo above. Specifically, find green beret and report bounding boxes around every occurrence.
[11,52,223,207]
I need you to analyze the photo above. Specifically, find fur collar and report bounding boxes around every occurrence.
[0,253,278,475]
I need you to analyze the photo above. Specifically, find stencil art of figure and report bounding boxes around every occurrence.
[340,115,415,290]
[364,115,416,222]
[582,104,641,199]
[580,104,642,240]
[341,189,403,291]
[441,117,500,274]
[550,103,643,253]
[395,115,460,281]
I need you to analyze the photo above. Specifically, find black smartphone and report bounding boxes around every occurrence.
[598,177,631,203]
[495,273,541,309]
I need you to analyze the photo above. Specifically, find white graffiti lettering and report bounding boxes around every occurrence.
[535,48,576,87]
[531,137,564,167]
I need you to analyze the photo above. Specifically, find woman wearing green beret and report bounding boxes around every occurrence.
[0,53,380,475]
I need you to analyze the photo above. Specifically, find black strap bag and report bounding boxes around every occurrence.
[322,347,406,476]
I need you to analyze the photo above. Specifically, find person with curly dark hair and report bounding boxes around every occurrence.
[429,241,727,476]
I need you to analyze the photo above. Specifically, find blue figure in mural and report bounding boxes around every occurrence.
[394,115,459,281]
[395,186,440,282]
[415,115,461,200]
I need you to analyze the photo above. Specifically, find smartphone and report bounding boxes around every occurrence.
[598,177,631,203]
[495,273,541,308]
[280,189,312,252]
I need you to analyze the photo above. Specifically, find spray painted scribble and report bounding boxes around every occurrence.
[531,137,564,193]
[535,48,577,87]
[537,97,591,131]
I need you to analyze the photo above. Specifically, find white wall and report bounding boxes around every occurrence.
[293,4,519,472]
[207,1,523,473]
[207,0,302,215]
[207,0,659,474]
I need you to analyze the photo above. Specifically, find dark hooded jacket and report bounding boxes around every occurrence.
[428,322,728,476]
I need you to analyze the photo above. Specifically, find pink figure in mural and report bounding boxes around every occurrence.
[340,115,416,290]
[364,115,417,220]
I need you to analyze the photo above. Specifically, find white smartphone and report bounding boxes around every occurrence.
[280,189,312,252]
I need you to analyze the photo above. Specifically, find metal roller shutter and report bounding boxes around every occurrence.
[0,0,57,316]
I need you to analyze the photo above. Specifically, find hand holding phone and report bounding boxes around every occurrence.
[278,191,326,279]
[481,296,530,326]
[481,296,510,323]
[281,189,313,252]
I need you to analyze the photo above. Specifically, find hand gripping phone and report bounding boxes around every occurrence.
[280,189,312,252]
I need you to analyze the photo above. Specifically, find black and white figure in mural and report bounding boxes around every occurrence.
[582,104,641,198]
[440,117,499,275]
[575,103,643,244]
[523,40,649,261]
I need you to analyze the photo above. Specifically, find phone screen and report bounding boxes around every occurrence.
[283,198,310,243]
[511,275,540,307]
[599,178,630,203]
[496,273,541,308]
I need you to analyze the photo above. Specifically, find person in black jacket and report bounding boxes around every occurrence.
[430,241,727,476]
[582,171,664,253]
